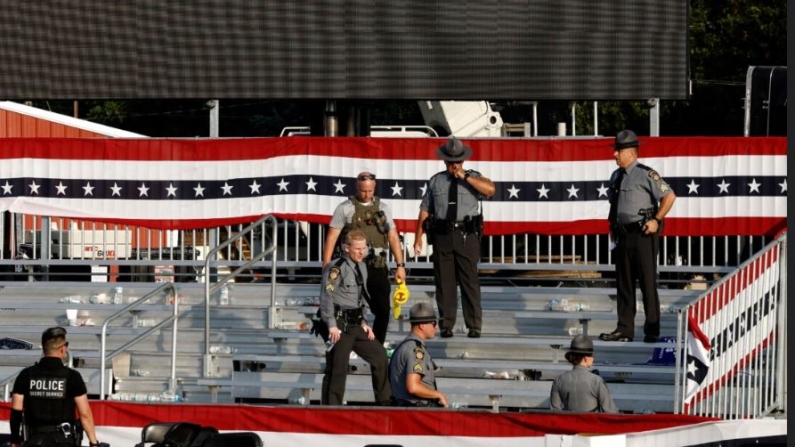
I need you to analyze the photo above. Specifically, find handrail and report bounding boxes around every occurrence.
[203,215,277,377]
[99,281,178,399]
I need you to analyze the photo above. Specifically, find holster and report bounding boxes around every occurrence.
[422,218,435,245]
[366,250,387,269]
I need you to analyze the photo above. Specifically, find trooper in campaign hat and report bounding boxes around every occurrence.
[550,334,619,413]
[388,302,449,408]
[407,302,438,324]
[613,129,640,150]
[415,137,495,340]
[437,136,473,162]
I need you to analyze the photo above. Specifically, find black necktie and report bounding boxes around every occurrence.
[446,177,458,221]
[354,263,369,304]
[608,169,625,225]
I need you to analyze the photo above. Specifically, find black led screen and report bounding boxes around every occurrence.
[0,0,688,100]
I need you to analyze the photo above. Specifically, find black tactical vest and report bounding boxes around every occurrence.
[341,196,388,248]
[24,361,75,427]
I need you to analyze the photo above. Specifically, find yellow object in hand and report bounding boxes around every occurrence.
[392,279,410,320]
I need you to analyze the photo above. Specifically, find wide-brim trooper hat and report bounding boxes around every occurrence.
[408,302,438,323]
[562,334,594,355]
[437,136,472,162]
[613,129,640,150]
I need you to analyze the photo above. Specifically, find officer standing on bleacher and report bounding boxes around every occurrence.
[600,130,676,343]
[413,137,495,339]
[9,326,102,447]
[319,230,392,406]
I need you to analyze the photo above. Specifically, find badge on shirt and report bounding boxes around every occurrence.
[414,348,424,360]
[329,267,340,281]
[413,363,424,373]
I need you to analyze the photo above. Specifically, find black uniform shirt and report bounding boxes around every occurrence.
[12,357,87,426]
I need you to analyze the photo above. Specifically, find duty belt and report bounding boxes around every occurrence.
[433,220,470,233]
[612,221,644,236]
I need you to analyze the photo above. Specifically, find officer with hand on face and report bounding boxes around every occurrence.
[9,326,101,447]
[320,230,392,406]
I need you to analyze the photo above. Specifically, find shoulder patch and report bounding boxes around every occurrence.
[328,267,340,281]
[648,170,661,182]
[414,347,424,360]
[413,363,424,373]
[325,283,334,292]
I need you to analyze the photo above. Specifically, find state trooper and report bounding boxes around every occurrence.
[414,137,495,339]
[319,230,392,406]
[323,170,407,345]
[9,327,102,447]
[550,335,619,413]
[389,303,448,408]
[600,130,676,343]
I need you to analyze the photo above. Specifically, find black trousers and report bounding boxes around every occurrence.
[432,230,482,331]
[614,230,661,338]
[321,325,391,406]
[365,263,390,345]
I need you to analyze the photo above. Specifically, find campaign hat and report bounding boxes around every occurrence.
[437,136,472,162]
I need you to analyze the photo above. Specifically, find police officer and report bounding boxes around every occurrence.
[320,230,392,406]
[389,303,449,408]
[414,137,495,338]
[550,335,619,413]
[323,170,407,345]
[9,327,101,447]
[600,130,676,343]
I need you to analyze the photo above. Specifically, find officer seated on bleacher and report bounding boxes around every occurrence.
[549,335,619,413]
[8,326,104,447]
[388,303,449,408]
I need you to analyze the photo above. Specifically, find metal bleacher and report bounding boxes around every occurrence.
[0,280,698,413]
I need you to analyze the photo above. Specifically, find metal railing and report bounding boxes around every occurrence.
[99,281,179,399]
[201,214,278,377]
[675,232,787,418]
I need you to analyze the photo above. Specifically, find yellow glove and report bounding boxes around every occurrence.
[392,279,410,320]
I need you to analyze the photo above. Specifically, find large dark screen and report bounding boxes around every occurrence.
[0,1,688,100]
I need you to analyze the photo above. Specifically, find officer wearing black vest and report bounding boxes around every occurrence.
[9,327,101,447]
[323,170,407,345]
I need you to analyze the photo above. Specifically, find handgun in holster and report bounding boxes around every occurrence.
[422,217,436,245]
[638,207,663,233]
[463,214,484,237]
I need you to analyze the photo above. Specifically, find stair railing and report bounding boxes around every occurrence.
[202,214,277,377]
[99,281,179,399]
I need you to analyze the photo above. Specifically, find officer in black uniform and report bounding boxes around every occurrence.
[319,230,392,406]
[9,326,101,447]
[322,171,407,345]
[414,137,495,338]
[600,130,676,343]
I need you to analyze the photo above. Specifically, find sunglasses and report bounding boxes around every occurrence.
[58,341,69,349]
[444,161,462,166]
[426,321,438,327]
[357,174,376,181]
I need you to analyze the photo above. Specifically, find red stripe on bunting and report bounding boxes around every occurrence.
[0,136,786,162]
[692,245,779,325]
[0,402,716,436]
